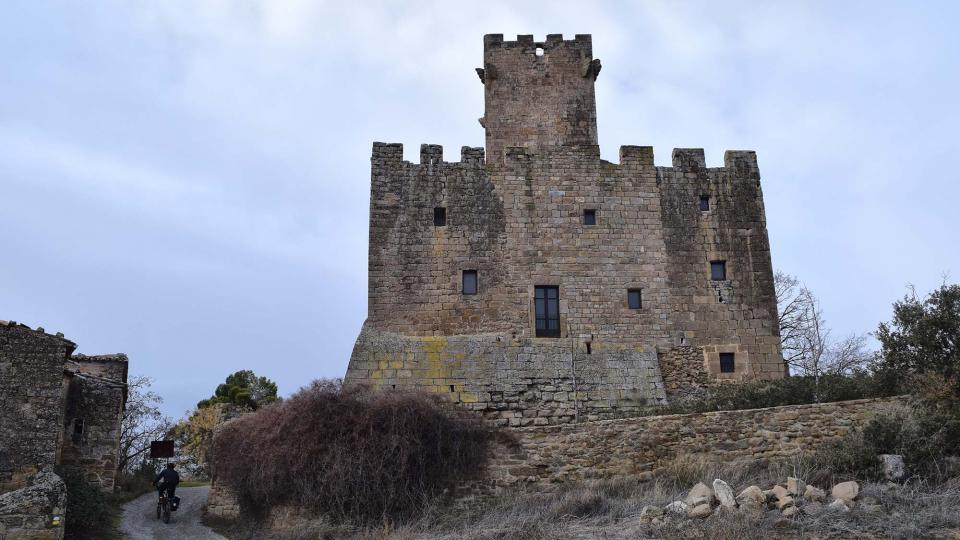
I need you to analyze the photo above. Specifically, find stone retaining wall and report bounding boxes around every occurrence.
[477,397,905,495]
[0,469,66,540]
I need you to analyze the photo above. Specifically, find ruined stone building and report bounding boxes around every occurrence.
[344,34,782,426]
[0,321,127,492]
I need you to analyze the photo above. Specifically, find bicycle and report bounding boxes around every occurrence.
[156,490,171,523]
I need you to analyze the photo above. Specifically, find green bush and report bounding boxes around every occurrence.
[56,466,117,540]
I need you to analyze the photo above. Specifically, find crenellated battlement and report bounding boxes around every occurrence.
[483,33,592,51]
[371,142,486,169]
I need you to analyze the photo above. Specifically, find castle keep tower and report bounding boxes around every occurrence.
[344,34,782,426]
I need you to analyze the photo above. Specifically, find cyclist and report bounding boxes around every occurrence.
[154,463,180,503]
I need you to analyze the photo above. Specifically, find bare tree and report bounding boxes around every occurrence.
[775,271,873,399]
[119,375,173,473]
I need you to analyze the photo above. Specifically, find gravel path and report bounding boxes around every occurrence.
[119,486,227,540]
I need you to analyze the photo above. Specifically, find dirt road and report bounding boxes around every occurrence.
[119,485,227,539]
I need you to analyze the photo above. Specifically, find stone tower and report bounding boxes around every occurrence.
[344,34,782,426]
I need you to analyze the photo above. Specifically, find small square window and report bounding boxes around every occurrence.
[462,270,477,295]
[710,260,727,281]
[627,289,642,309]
[719,352,735,373]
[583,209,596,226]
[699,195,710,211]
[434,207,446,227]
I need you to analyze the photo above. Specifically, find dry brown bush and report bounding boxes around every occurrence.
[209,380,491,524]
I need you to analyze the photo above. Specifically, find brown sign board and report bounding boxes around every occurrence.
[150,440,175,459]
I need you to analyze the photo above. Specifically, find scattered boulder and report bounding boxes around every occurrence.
[880,454,905,482]
[736,485,766,511]
[832,481,860,501]
[771,484,790,500]
[664,500,688,515]
[782,505,799,518]
[684,482,715,507]
[712,479,737,508]
[803,485,826,502]
[689,503,713,518]
[787,476,806,497]
[639,505,664,523]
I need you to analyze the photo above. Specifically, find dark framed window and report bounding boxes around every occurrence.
[719,352,735,373]
[699,195,710,211]
[628,289,642,309]
[434,207,446,226]
[534,286,560,337]
[710,260,727,281]
[462,270,477,295]
[583,209,597,226]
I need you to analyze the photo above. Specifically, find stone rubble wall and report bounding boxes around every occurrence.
[0,324,75,490]
[0,468,66,540]
[59,356,128,492]
[205,480,241,520]
[475,397,905,495]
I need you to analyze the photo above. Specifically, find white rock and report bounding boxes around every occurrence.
[736,485,765,508]
[689,503,713,518]
[712,479,737,508]
[775,496,795,510]
[639,505,664,523]
[787,476,806,497]
[803,485,826,502]
[880,454,905,482]
[781,505,799,518]
[684,482,715,506]
[771,484,790,500]
[832,481,860,501]
[664,500,688,515]
[828,498,851,512]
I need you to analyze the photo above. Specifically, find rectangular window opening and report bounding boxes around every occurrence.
[720,352,735,373]
[711,260,727,281]
[462,270,478,295]
[586,342,592,355]
[628,289,642,309]
[699,195,710,211]
[583,209,597,226]
[433,207,447,226]
[449,385,455,392]
[534,286,560,337]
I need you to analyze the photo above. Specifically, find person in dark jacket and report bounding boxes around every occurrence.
[154,463,180,501]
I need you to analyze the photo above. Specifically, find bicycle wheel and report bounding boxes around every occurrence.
[162,502,170,524]
[156,501,161,520]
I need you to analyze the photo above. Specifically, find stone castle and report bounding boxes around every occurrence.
[344,34,782,426]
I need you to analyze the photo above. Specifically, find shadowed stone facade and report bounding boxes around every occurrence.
[345,34,782,425]
[0,321,127,493]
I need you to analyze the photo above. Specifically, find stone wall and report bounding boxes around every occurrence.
[477,397,904,494]
[60,355,127,491]
[0,323,75,490]
[345,33,782,422]
[0,468,66,540]
[205,481,241,520]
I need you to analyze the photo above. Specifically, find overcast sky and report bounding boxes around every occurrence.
[2,1,958,418]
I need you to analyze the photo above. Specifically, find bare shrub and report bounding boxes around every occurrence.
[209,380,491,524]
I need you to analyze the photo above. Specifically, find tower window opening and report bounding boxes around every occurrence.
[720,352,736,373]
[534,286,560,337]
[583,209,597,226]
[535,47,544,57]
[462,270,478,295]
[699,195,710,211]
[434,207,447,226]
[628,289,642,309]
[586,342,592,355]
[711,260,727,281]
